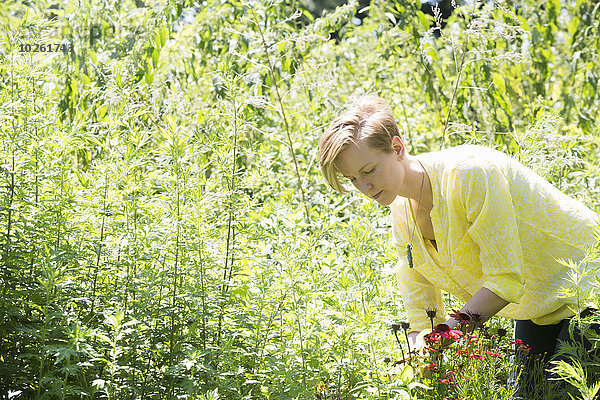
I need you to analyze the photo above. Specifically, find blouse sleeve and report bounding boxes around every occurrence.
[396,257,446,332]
[391,200,445,332]
[455,162,525,304]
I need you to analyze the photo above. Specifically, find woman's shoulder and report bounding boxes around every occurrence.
[418,144,513,176]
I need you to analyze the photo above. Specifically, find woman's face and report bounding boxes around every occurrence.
[335,136,407,206]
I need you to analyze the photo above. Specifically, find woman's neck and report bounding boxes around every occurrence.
[405,156,433,213]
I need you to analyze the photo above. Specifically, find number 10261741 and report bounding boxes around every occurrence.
[19,43,74,52]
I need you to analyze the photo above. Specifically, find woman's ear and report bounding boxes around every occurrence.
[391,136,405,159]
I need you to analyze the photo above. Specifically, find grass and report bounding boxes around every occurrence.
[0,0,599,399]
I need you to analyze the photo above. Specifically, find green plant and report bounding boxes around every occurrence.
[0,0,599,399]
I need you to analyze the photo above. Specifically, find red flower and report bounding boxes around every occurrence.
[424,331,442,343]
[425,363,438,371]
[449,309,471,323]
[435,323,450,332]
[441,328,462,341]
[510,338,531,351]
[455,348,469,357]
[466,334,479,344]
[466,311,484,325]
[434,324,463,340]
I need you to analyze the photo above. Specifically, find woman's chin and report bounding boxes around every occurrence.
[374,192,394,206]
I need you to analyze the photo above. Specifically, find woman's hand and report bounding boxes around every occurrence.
[408,329,432,355]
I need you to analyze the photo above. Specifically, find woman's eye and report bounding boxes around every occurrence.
[364,168,374,174]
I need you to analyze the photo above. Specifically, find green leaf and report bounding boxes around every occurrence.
[344,60,355,74]
[385,12,397,25]
[302,9,314,22]
[152,47,159,68]
[94,333,112,344]
[408,381,432,390]
[282,56,291,73]
[92,379,106,389]
[70,78,79,101]
[145,70,153,85]
[399,364,414,384]
[97,104,107,120]
[160,26,168,46]
[493,72,506,94]
[418,12,429,29]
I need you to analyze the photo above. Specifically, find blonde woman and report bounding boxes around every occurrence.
[318,95,599,398]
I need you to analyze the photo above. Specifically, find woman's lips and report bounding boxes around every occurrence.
[373,191,383,200]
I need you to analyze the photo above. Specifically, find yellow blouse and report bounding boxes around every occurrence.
[391,145,599,332]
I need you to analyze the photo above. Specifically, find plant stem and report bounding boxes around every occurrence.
[168,132,183,399]
[199,239,207,350]
[217,95,240,345]
[393,330,408,366]
[439,2,477,150]
[250,8,311,226]
[255,287,288,372]
[403,328,413,366]
[91,172,108,315]
[439,34,470,150]
[291,287,308,387]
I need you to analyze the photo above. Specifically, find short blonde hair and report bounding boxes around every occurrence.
[318,95,402,193]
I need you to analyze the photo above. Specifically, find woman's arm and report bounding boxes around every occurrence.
[444,286,509,329]
[407,287,509,352]
[407,331,419,348]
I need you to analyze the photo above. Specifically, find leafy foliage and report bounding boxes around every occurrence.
[0,0,599,399]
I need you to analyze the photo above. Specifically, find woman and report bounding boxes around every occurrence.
[318,95,599,398]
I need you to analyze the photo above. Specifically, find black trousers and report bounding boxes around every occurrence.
[513,308,598,399]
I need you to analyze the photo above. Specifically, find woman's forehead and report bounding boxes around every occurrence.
[335,141,379,176]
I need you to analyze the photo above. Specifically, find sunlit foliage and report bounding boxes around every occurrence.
[0,0,599,398]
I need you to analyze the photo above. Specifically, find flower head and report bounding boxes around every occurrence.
[431,323,463,341]
[466,334,479,344]
[466,311,485,327]
[450,309,471,323]
[442,329,462,341]
[425,308,438,330]
[424,331,442,343]
[425,363,438,371]
[510,338,531,352]
[485,351,503,358]
[435,378,456,386]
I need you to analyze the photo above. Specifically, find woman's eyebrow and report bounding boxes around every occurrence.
[359,162,373,171]
[342,162,373,178]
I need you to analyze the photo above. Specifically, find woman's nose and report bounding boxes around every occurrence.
[359,179,373,193]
